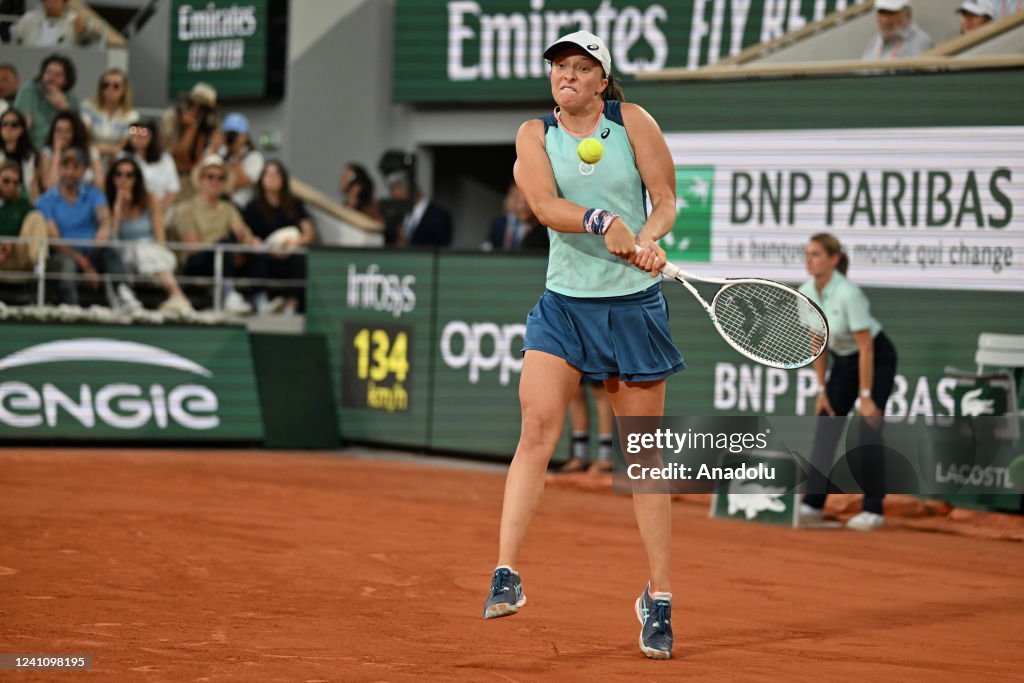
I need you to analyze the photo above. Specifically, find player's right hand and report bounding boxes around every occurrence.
[603,219,635,260]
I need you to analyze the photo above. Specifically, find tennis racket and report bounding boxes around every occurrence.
[638,249,828,369]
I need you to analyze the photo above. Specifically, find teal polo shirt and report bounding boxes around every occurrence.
[799,271,882,357]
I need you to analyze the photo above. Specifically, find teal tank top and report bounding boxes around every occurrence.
[118,210,154,242]
[542,100,656,298]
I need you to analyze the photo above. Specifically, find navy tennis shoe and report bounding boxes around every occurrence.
[482,567,526,619]
[635,584,673,659]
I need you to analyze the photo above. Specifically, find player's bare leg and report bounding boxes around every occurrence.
[587,383,615,473]
[606,377,674,659]
[497,350,581,568]
[485,351,580,619]
[605,377,671,593]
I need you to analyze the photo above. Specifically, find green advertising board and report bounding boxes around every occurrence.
[168,0,287,101]
[394,0,857,102]
[662,286,1024,420]
[306,248,1024,484]
[709,451,799,527]
[306,249,436,448]
[429,253,548,454]
[0,324,263,440]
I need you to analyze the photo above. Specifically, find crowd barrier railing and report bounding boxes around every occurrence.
[0,235,307,311]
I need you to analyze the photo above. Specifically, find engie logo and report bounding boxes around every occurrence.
[0,339,220,430]
[440,321,525,385]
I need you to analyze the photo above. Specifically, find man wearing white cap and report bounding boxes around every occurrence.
[861,0,933,61]
[957,0,995,33]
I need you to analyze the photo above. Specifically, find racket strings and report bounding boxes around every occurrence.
[713,283,827,367]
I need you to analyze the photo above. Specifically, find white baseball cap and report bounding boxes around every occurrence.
[875,0,910,10]
[543,31,612,76]
[956,0,995,17]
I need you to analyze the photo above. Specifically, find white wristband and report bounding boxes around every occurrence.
[859,388,871,399]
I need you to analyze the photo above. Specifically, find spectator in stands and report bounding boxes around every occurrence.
[242,160,314,315]
[488,183,548,252]
[861,0,933,61]
[339,162,383,222]
[125,118,179,216]
[40,147,139,309]
[38,110,103,193]
[80,68,138,165]
[0,1,26,44]
[172,154,258,314]
[386,175,452,247]
[0,159,47,273]
[957,0,995,33]
[217,113,263,208]
[106,156,191,314]
[13,54,78,150]
[487,183,524,251]
[0,64,19,110]
[159,82,219,196]
[0,108,37,200]
[10,0,102,47]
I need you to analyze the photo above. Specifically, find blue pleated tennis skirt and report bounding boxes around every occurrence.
[522,283,686,382]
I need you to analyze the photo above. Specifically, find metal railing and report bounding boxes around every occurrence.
[0,236,308,311]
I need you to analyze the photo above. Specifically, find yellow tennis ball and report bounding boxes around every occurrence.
[577,138,604,164]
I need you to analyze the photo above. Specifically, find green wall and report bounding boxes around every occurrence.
[631,70,1024,131]
[306,249,1024,459]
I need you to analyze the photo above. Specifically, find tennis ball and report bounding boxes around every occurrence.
[577,138,604,164]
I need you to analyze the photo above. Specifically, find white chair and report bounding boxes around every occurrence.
[975,333,1024,423]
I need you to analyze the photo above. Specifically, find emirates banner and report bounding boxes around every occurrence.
[393,0,860,101]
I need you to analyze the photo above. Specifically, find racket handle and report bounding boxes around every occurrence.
[633,245,680,279]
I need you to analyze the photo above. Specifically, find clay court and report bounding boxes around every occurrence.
[2,447,1023,681]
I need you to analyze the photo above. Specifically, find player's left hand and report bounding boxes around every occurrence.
[632,237,665,276]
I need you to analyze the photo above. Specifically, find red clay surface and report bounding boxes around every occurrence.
[1,448,1023,681]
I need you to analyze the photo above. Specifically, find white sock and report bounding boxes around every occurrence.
[495,564,519,575]
[651,591,672,602]
[571,431,589,460]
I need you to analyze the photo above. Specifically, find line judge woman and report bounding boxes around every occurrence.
[799,233,898,532]
[480,31,684,660]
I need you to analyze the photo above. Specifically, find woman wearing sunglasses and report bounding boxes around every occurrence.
[0,108,37,201]
[105,156,191,314]
[81,68,139,165]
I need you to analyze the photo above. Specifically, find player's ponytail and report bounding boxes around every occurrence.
[810,232,848,275]
[602,72,625,102]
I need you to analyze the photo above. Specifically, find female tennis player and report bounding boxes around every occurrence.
[481,31,683,660]
[798,233,898,531]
